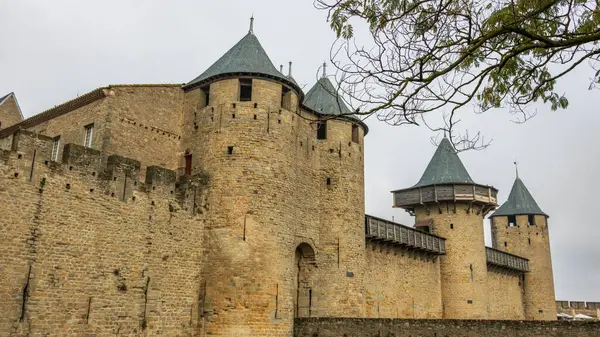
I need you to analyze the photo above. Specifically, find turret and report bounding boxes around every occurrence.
[392,138,497,319]
[490,169,556,320]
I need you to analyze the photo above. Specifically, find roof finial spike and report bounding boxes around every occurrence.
[443,130,448,139]
[280,64,283,73]
[288,61,292,77]
[514,161,519,179]
[322,62,327,78]
[249,15,254,34]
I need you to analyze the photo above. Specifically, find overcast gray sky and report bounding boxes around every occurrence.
[2,0,599,302]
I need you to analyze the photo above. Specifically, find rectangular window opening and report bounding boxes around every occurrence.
[52,136,61,161]
[240,78,252,101]
[84,124,94,148]
[201,85,210,107]
[326,177,331,186]
[281,86,291,109]
[508,215,517,227]
[351,124,359,143]
[227,146,234,155]
[317,120,327,140]
[184,153,192,175]
[528,214,536,226]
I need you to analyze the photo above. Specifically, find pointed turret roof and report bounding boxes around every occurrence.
[184,21,301,96]
[491,177,547,217]
[303,77,353,116]
[413,137,475,187]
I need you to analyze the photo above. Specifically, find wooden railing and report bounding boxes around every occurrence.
[365,215,446,255]
[393,184,498,208]
[486,247,529,272]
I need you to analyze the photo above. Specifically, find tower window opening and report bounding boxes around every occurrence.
[326,177,331,186]
[240,78,252,101]
[504,241,507,247]
[184,153,192,175]
[450,223,454,229]
[317,120,327,140]
[351,124,359,143]
[201,85,210,107]
[281,86,291,109]
[232,113,236,119]
[528,214,536,226]
[227,146,234,155]
[528,238,531,245]
[508,215,517,227]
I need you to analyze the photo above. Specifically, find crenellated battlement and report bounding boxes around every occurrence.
[0,129,208,213]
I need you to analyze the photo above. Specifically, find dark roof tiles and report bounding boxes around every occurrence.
[413,137,475,187]
[303,77,353,116]
[491,177,547,217]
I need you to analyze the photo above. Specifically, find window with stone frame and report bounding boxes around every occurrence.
[84,124,94,148]
[52,136,61,161]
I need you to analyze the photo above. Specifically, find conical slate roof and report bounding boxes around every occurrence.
[491,177,547,217]
[304,77,353,116]
[413,138,475,187]
[185,31,301,95]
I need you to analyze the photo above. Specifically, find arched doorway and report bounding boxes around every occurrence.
[294,243,316,318]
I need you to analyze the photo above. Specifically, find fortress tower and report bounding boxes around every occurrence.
[490,171,557,320]
[179,20,367,336]
[392,138,498,319]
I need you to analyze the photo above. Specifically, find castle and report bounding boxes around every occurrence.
[0,21,557,336]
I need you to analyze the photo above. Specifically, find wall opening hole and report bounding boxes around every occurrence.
[326,177,331,186]
[329,149,334,153]
[352,124,359,143]
[508,215,517,227]
[253,114,257,120]
[66,184,71,190]
[450,223,454,229]
[17,154,22,159]
[201,85,210,107]
[151,201,155,206]
[14,172,19,177]
[232,103,236,108]
[69,166,73,171]
[113,177,117,181]
[528,238,531,245]
[152,186,156,191]
[317,120,327,140]
[312,146,315,151]
[227,146,234,155]
[232,113,236,119]
[278,120,281,124]
[528,214,536,226]
[240,78,253,101]
[111,192,115,197]
[92,172,96,176]
[44,160,49,165]
[254,103,258,108]
[90,189,94,193]
[132,196,136,201]
[467,300,473,304]
[504,241,508,247]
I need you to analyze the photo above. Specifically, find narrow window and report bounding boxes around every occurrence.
[504,241,508,247]
[201,85,210,107]
[52,136,61,161]
[467,300,473,304]
[326,177,331,186]
[528,214,536,226]
[508,215,517,227]
[317,120,327,140]
[184,153,192,175]
[281,85,291,109]
[227,146,234,155]
[351,124,359,143]
[450,223,454,229]
[84,124,94,148]
[528,238,531,245]
[240,78,252,101]
[0,121,2,129]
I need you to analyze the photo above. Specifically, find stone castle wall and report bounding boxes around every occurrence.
[0,130,205,336]
[492,215,557,320]
[294,317,600,337]
[486,269,525,320]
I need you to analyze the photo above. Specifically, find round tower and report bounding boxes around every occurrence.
[392,138,497,319]
[490,170,556,320]
[178,20,367,336]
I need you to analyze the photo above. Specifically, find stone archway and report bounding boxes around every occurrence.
[294,243,316,318]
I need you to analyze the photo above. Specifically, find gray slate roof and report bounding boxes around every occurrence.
[491,177,547,217]
[303,77,353,116]
[185,32,298,93]
[413,137,475,187]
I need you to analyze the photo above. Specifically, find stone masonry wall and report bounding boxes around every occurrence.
[491,215,557,320]
[0,131,205,336]
[487,269,525,320]
[363,243,443,318]
[0,95,23,130]
[294,317,600,337]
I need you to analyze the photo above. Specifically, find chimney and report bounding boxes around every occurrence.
[288,61,292,77]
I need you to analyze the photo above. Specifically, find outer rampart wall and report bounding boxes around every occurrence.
[0,131,205,337]
[294,317,600,337]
